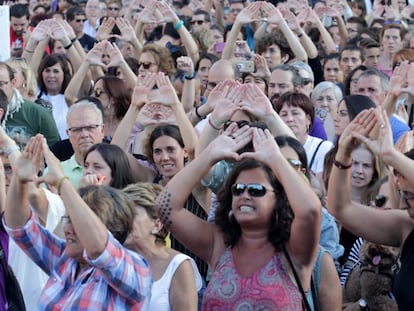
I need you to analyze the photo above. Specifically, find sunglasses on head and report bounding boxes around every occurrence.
[191,20,204,25]
[231,183,274,197]
[139,62,154,70]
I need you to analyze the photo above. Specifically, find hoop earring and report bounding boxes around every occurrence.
[228,210,235,223]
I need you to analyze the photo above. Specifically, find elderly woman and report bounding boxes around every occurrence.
[311,81,343,142]
[3,135,152,310]
[156,124,321,309]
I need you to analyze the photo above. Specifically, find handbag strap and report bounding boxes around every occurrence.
[309,140,325,171]
[283,245,313,311]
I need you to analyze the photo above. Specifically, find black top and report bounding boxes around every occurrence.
[154,175,209,280]
[394,228,414,310]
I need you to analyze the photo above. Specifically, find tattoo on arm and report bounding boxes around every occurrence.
[156,188,173,229]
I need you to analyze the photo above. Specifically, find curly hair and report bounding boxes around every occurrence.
[141,44,175,79]
[255,30,293,63]
[78,185,135,244]
[122,182,168,244]
[215,158,294,251]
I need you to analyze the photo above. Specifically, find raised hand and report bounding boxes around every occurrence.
[388,60,409,97]
[15,135,44,184]
[205,122,252,162]
[283,10,301,32]
[95,17,116,42]
[235,1,261,24]
[154,72,181,107]
[132,73,157,109]
[138,2,159,24]
[337,109,377,156]
[36,140,66,188]
[59,19,77,41]
[30,20,50,42]
[106,42,124,68]
[155,1,180,24]
[261,2,284,25]
[176,56,194,76]
[211,81,244,126]
[353,107,394,160]
[241,83,273,120]
[79,174,107,187]
[254,54,271,78]
[115,17,137,42]
[49,19,70,45]
[85,41,107,67]
[239,128,281,165]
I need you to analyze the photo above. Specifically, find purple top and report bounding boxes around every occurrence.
[310,117,328,140]
[0,223,9,311]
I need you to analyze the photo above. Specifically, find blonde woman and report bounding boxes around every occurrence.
[6,58,37,102]
[123,182,202,311]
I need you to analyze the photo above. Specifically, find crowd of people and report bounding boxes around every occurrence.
[1,0,414,309]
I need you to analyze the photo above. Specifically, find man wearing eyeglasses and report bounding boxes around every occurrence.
[57,100,104,188]
[66,7,95,52]
[190,9,211,32]
[0,63,60,148]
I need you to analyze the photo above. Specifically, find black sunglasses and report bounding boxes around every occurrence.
[75,19,86,22]
[191,20,204,25]
[231,183,274,197]
[139,62,154,70]
[224,120,250,130]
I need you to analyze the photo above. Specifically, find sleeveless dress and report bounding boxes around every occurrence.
[202,248,304,311]
[394,228,414,311]
[148,254,203,311]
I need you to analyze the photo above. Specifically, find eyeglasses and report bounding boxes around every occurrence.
[287,159,303,170]
[93,89,106,97]
[75,19,86,22]
[224,120,250,130]
[384,19,402,25]
[107,6,119,11]
[61,215,72,226]
[139,62,155,70]
[67,124,101,134]
[0,81,10,87]
[191,20,204,25]
[231,183,274,197]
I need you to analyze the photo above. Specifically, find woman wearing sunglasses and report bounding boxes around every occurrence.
[157,124,321,310]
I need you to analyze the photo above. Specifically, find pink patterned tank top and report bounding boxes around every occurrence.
[202,248,304,311]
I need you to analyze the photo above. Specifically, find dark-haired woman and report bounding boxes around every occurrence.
[82,143,135,189]
[36,54,73,139]
[156,124,321,309]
